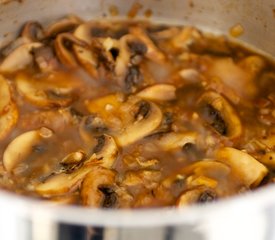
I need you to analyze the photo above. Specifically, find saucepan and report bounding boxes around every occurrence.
[0,0,274,239]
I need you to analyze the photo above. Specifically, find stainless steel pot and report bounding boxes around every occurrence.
[0,1,274,240]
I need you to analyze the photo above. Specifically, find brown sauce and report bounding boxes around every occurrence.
[0,16,274,208]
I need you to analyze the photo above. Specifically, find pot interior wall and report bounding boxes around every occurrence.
[0,0,274,56]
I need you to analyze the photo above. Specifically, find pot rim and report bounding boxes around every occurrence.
[0,182,275,227]
[0,0,274,228]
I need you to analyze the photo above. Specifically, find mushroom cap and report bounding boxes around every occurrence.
[3,127,53,173]
[137,84,176,102]
[198,91,242,139]
[216,147,268,188]
[16,72,80,107]
[0,42,43,73]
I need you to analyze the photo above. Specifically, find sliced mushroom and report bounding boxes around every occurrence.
[73,44,98,78]
[3,127,54,173]
[16,72,78,107]
[115,34,146,80]
[0,103,18,140]
[73,21,112,43]
[0,37,32,57]
[79,115,109,145]
[176,186,216,207]
[216,147,268,187]
[171,27,205,52]
[154,132,197,151]
[161,160,231,190]
[124,65,145,93]
[54,33,87,67]
[20,21,44,42]
[74,39,115,79]
[198,91,242,139]
[137,84,176,101]
[155,160,229,205]
[185,175,218,189]
[80,166,116,207]
[36,164,93,196]
[86,95,163,146]
[179,68,205,83]
[73,22,116,78]
[115,35,134,79]
[45,15,83,38]
[130,26,165,64]
[87,134,119,169]
[149,27,181,40]
[0,42,43,73]
[257,152,275,169]
[47,192,79,205]
[115,98,163,146]
[59,150,86,174]
[0,75,12,114]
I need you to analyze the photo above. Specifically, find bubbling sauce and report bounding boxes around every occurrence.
[0,16,274,208]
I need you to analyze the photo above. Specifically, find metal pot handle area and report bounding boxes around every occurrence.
[5,221,205,240]
[3,206,275,240]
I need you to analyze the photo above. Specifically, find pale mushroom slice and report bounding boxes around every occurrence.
[76,38,116,79]
[216,147,268,188]
[257,152,275,169]
[130,26,165,64]
[155,160,230,204]
[80,166,117,207]
[20,21,44,42]
[59,150,87,174]
[73,21,107,78]
[3,127,54,173]
[36,165,93,197]
[16,72,78,107]
[137,84,176,101]
[114,34,135,79]
[161,160,231,189]
[73,20,113,43]
[54,33,88,67]
[0,42,43,73]
[45,15,83,37]
[115,98,163,146]
[198,91,242,139]
[176,186,217,207]
[73,44,98,78]
[0,37,32,57]
[0,75,12,114]
[115,34,147,80]
[88,134,119,169]
[154,132,197,151]
[171,27,209,52]
[0,103,18,140]
[86,95,163,146]
[47,192,79,205]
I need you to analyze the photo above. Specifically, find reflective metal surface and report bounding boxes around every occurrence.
[0,0,274,239]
